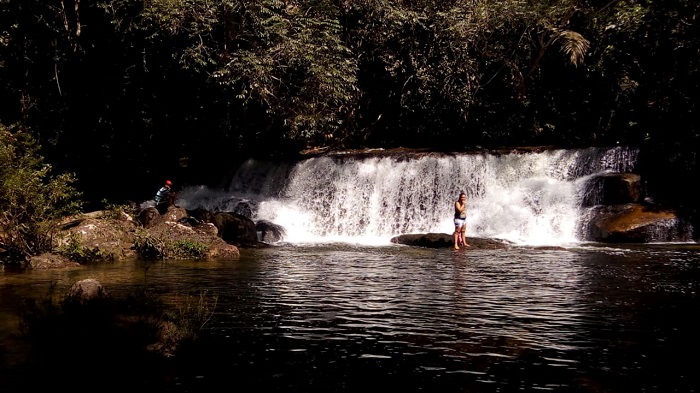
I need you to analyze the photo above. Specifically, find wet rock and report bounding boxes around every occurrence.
[138,206,188,228]
[212,212,258,246]
[234,202,253,219]
[205,243,240,260]
[138,207,160,228]
[390,233,511,249]
[187,208,215,224]
[28,253,81,269]
[583,203,692,242]
[256,220,287,243]
[66,278,110,304]
[160,206,189,223]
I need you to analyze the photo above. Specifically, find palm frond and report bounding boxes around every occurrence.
[554,30,590,67]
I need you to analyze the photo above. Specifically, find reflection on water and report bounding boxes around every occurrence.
[2,243,700,392]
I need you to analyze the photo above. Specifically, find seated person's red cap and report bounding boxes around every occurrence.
[165,180,172,185]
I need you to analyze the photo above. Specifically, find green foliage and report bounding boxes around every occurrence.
[581,0,700,144]
[173,239,208,260]
[100,198,138,220]
[0,124,82,259]
[133,228,208,260]
[133,228,167,260]
[56,232,111,264]
[165,290,219,341]
[133,0,360,145]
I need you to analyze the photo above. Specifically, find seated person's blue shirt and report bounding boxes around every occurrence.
[154,186,170,204]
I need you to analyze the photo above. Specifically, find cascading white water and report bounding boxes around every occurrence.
[177,147,640,246]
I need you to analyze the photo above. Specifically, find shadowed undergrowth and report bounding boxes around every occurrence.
[7,285,218,391]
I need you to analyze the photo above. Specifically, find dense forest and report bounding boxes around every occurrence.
[1,0,698,205]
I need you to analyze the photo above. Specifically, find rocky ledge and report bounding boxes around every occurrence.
[27,205,248,269]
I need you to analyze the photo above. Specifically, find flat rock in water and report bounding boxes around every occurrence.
[390,233,511,249]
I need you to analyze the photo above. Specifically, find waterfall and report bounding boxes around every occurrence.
[177,147,640,246]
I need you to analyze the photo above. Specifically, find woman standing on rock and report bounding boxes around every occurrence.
[453,191,470,250]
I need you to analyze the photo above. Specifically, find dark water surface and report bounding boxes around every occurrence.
[2,243,700,392]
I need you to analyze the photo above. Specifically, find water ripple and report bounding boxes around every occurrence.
[3,243,700,392]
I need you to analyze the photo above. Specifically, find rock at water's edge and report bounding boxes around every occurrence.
[390,233,511,249]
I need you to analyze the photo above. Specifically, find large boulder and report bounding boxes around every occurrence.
[234,201,253,219]
[138,206,189,228]
[212,212,259,246]
[55,212,139,261]
[146,221,240,260]
[51,206,241,264]
[66,278,110,304]
[256,220,287,243]
[186,207,215,224]
[137,207,160,228]
[583,203,692,242]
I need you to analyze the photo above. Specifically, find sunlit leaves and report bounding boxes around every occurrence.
[224,1,359,141]
[554,30,590,67]
[2,0,698,159]
[0,124,82,256]
[132,0,359,143]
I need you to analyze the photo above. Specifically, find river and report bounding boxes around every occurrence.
[2,242,699,392]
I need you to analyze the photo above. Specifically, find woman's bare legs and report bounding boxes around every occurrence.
[461,227,470,247]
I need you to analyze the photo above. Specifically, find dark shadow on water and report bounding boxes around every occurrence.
[2,293,185,393]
